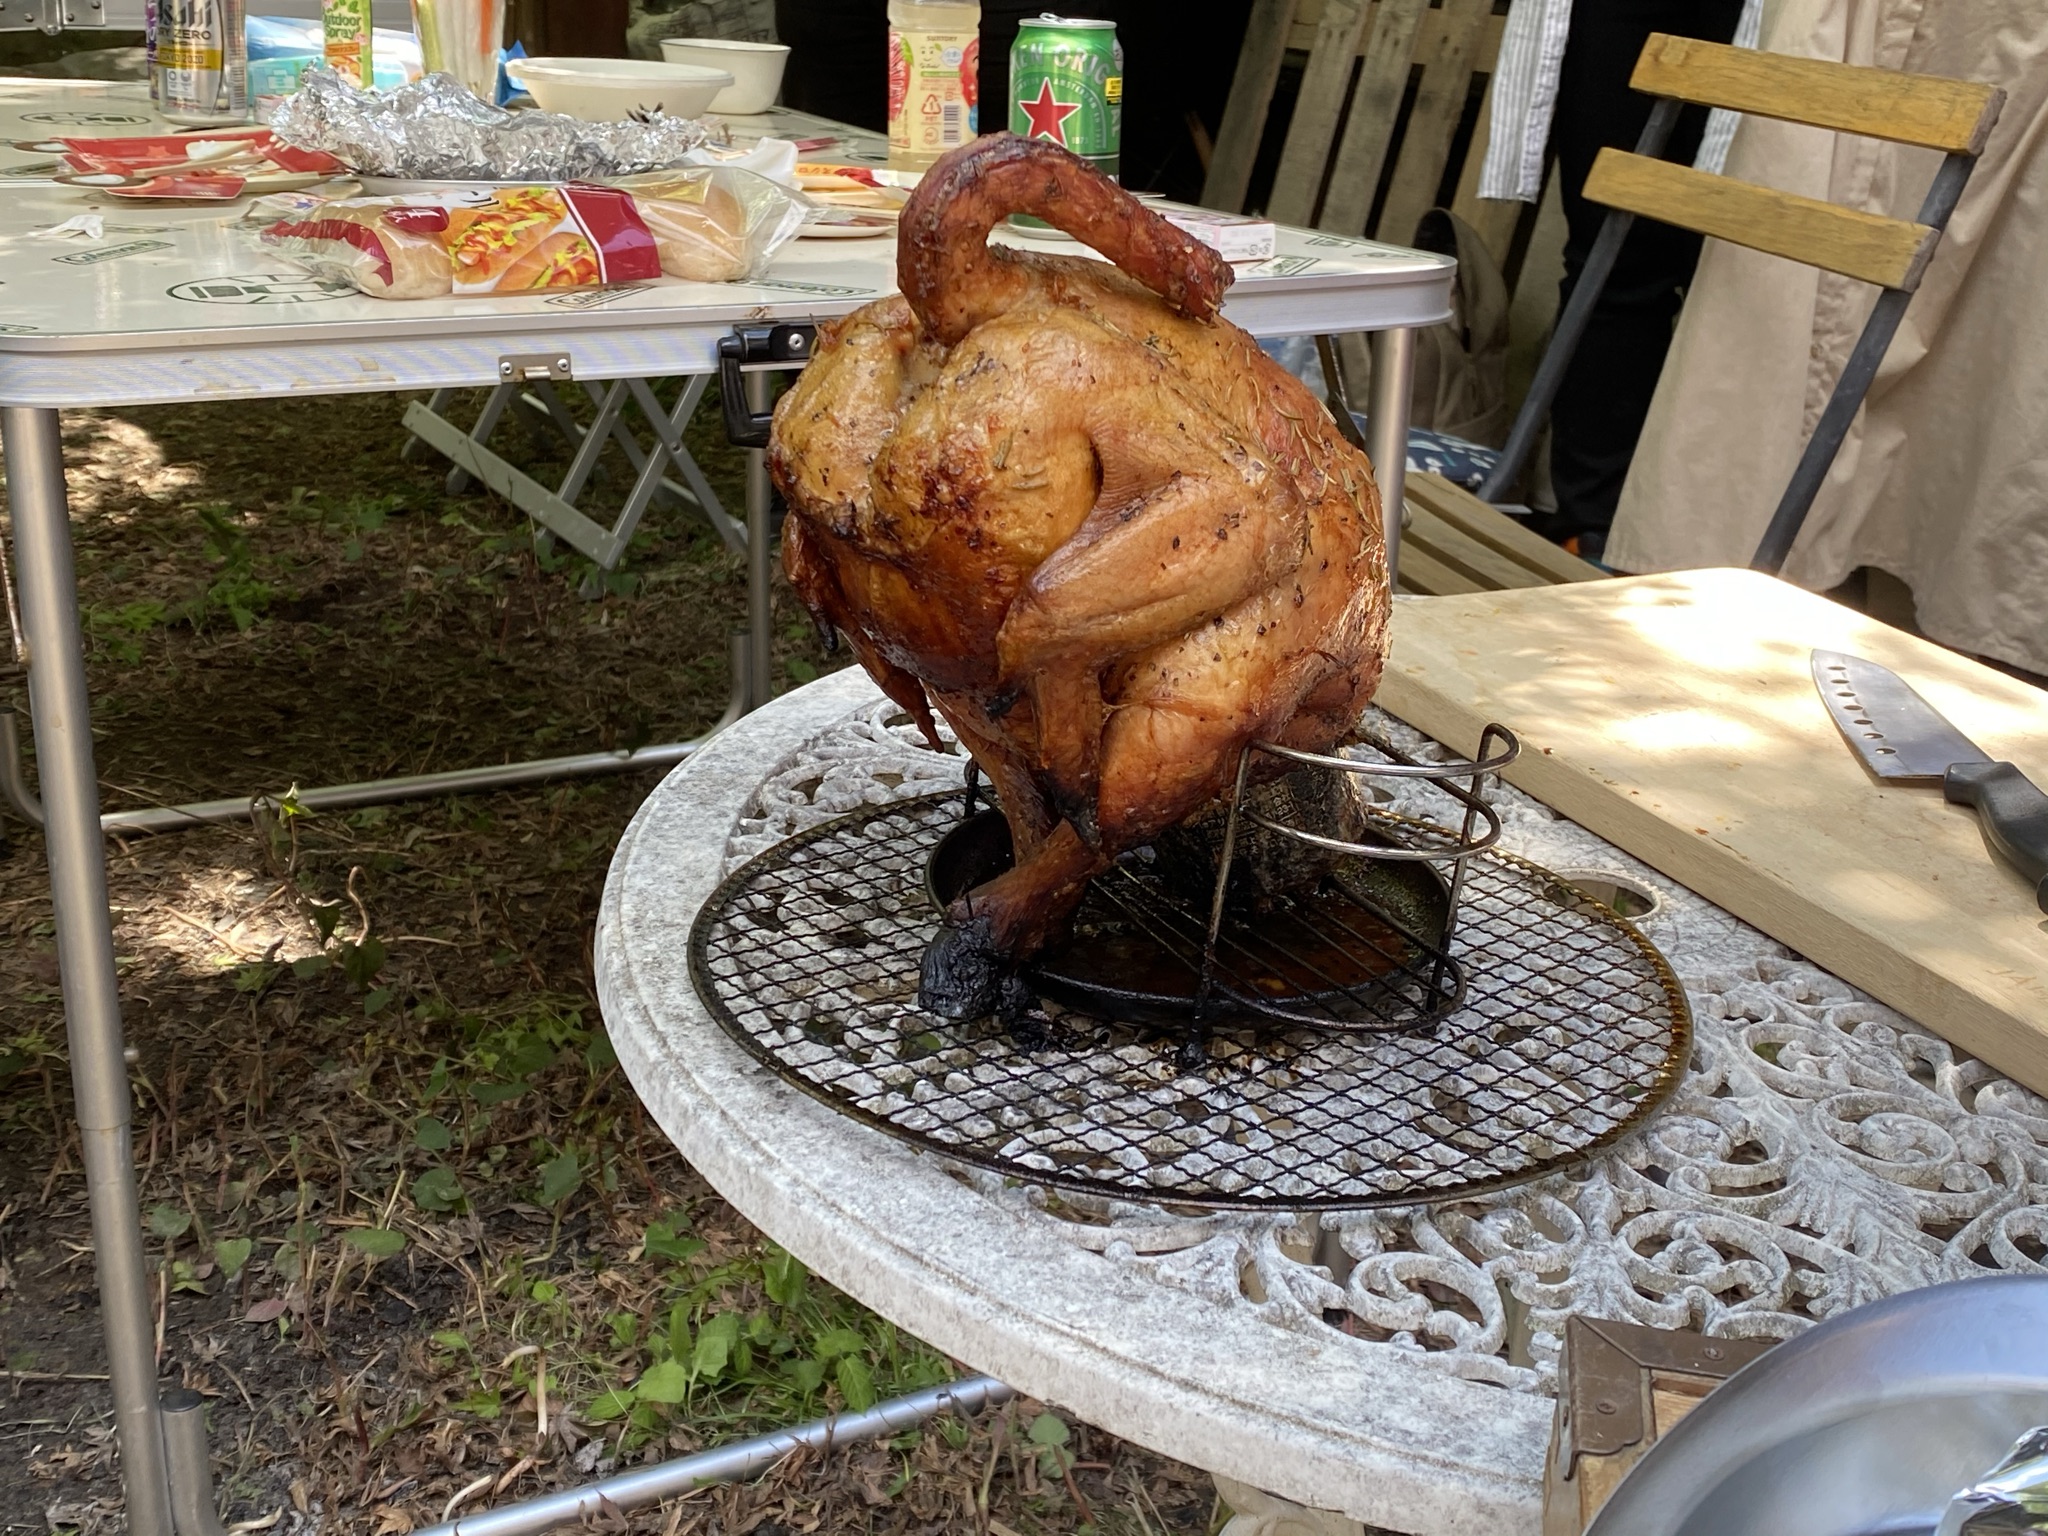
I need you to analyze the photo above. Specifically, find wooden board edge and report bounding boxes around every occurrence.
[1406,503,1549,590]
[1408,473,1606,584]
[1393,541,1487,596]
[1374,657,2048,1096]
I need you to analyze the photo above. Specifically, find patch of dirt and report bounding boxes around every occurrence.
[0,391,1217,1535]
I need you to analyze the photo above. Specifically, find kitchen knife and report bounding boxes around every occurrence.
[1812,650,2048,913]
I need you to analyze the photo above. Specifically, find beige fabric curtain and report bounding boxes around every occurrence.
[1604,0,2048,675]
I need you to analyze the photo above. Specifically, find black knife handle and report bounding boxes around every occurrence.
[1944,761,2048,914]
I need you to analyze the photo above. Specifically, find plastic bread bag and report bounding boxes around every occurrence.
[252,168,806,298]
[609,165,807,282]
[254,184,661,297]
[252,196,456,298]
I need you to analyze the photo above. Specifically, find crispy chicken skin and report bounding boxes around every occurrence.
[770,134,1390,1016]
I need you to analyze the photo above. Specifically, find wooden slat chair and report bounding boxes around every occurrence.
[1204,0,1521,259]
[1203,1,1608,595]
[1476,34,2005,574]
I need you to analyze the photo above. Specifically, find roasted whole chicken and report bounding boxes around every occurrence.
[770,135,1391,1017]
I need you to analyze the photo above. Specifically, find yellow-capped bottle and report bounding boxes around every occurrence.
[887,0,981,170]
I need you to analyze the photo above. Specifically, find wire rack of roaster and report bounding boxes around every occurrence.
[689,723,1693,1210]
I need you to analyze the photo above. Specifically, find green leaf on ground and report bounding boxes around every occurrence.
[634,1359,689,1404]
[1028,1412,1070,1448]
[213,1238,253,1279]
[308,902,343,943]
[836,1354,877,1412]
[413,1116,451,1152]
[643,1216,705,1262]
[585,1389,635,1423]
[412,1165,463,1212]
[539,1150,580,1206]
[343,1228,407,1260]
[148,1204,192,1241]
[763,1245,807,1307]
[692,1312,740,1380]
[811,1326,867,1360]
[339,935,388,989]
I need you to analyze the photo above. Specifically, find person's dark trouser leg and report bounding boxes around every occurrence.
[1547,0,1744,555]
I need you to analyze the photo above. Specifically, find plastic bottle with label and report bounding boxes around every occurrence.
[886,0,981,171]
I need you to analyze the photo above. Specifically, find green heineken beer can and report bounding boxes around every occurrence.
[1009,15,1122,228]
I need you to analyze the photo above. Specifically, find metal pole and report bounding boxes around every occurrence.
[1749,149,1978,574]
[1475,97,1683,504]
[1366,326,1416,585]
[743,369,774,713]
[0,639,746,839]
[160,1388,228,1536]
[415,1376,1015,1536]
[2,406,175,1536]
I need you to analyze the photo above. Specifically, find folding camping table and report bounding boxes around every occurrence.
[0,91,1454,1531]
[396,104,895,575]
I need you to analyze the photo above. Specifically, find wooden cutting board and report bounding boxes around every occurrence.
[1377,567,2048,1097]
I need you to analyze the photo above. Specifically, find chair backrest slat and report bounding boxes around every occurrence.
[1316,0,1429,234]
[1584,148,1939,290]
[1205,0,1515,254]
[1202,0,1302,214]
[1268,0,1375,226]
[1632,32,2004,155]
[1373,0,1495,248]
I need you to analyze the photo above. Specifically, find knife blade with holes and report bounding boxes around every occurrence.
[1813,650,2048,913]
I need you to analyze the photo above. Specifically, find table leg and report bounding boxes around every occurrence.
[1366,327,1416,587]
[743,371,774,713]
[1,407,175,1536]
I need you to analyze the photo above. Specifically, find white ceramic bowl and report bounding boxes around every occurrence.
[504,57,734,122]
[658,38,790,115]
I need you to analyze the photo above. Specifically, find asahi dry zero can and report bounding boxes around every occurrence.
[1009,16,1122,180]
[158,0,250,125]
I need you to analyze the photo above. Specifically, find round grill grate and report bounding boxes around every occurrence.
[689,792,1692,1209]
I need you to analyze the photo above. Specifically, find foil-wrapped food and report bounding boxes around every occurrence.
[1937,1427,2048,1535]
[268,67,721,183]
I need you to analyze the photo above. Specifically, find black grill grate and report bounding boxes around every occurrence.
[689,792,1692,1210]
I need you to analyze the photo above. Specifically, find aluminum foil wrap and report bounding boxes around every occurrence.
[269,68,720,183]
[1937,1427,2048,1535]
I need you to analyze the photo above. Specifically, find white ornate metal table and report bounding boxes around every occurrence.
[599,659,2048,1535]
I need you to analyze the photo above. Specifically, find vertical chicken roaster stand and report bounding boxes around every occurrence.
[689,719,1695,1211]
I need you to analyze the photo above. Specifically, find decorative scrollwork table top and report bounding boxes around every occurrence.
[597,668,2048,1536]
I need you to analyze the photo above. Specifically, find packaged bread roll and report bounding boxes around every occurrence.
[254,168,806,299]
[259,202,454,299]
[613,167,808,284]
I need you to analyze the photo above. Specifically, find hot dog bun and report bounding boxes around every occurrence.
[633,174,750,283]
[260,204,452,299]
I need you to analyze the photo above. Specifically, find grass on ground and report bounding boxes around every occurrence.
[0,388,1217,1535]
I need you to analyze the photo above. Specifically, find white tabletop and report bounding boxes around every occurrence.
[0,90,1455,410]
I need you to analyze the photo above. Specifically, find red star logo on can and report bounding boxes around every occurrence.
[1018,77,1082,146]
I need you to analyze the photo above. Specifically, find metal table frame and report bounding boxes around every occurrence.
[0,178,1449,1534]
